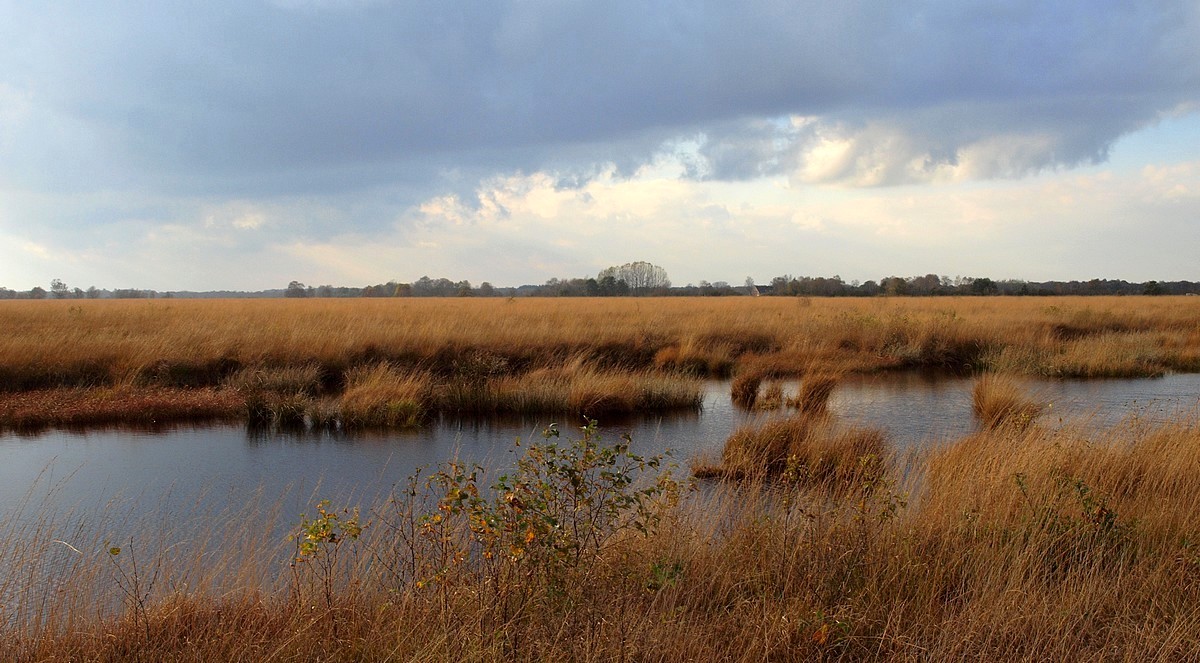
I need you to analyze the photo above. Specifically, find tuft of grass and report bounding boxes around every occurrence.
[787,373,840,414]
[717,413,887,486]
[753,381,784,411]
[339,363,429,428]
[229,364,326,428]
[226,364,323,397]
[972,374,1043,430]
[653,338,736,376]
[730,371,763,409]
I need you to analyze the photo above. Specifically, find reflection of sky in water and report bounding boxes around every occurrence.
[3,374,1198,528]
[830,373,1200,450]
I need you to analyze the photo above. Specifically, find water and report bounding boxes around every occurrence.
[829,372,1200,448]
[3,374,1198,525]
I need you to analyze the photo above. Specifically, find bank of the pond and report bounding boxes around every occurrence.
[6,403,1200,661]
[0,365,705,432]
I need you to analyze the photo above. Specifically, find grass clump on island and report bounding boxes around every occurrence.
[1,295,1199,429]
[972,373,1045,430]
[691,412,888,497]
[8,411,1200,660]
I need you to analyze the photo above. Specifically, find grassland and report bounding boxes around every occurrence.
[6,400,1200,661]
[2,295,1198,429]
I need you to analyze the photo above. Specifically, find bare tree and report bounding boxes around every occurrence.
[50,279,70,299]
[285,281,308,298]
[597,261,670,295]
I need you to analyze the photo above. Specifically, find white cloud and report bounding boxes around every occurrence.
[21,241,50,259]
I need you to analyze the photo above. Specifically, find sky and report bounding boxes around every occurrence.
[1,1,1198,291]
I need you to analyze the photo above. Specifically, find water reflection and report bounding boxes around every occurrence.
[3,373,1198,525]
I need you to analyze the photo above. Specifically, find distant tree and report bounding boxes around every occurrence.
[880,276,907,296]
[597,261,670,295]
[813,275,847,296]
[29,286,47,299]
[970,277,998,295]
[112,288,150,298]
[478,282,495,297]
[412,276,434,295]
[908,273,942,296]
[285,281,308,298]
[50,279,70,299]
[1143,280,1164,296]
[85,286,102,299]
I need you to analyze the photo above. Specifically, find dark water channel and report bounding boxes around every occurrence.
[3,374,1198,528]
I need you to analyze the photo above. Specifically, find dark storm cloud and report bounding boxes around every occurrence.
[1,0,1197,194]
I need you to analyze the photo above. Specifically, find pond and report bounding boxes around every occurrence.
[3,373,1198,529]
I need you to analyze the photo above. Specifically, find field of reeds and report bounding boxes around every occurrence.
[6,383,1200,661]
[1,296,1198,429]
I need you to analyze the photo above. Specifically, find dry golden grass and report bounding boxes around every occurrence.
[730,371,763,409]
[337,362,430,428]
[2,296,1198,388]
[972,373,1044,430]
[788,373,841,413]
[8,413,1200,661]
[716,413,888,484]
[0,299,1194,372]
[8,297,1200,658]
[450,364,703,416]
[0,386,242,432]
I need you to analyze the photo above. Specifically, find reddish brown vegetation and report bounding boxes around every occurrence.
[0,387,241,431]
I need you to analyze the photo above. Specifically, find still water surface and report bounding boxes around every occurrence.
[3,374,1198,524]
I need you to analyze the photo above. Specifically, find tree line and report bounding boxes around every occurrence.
[3,267,1196,300]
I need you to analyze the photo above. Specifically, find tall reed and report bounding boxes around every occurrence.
[972,373,1043,430]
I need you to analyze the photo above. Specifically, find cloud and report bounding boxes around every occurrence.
[1,1,1196,196]
[1,1,1198,290]
[3,156,1198,290]
[303,159,1200,287]
[685,97,1187,187]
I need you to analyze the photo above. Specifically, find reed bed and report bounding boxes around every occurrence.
[5,412,1200,661]
[2,296,1198,388]
[1,296,1198,427]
